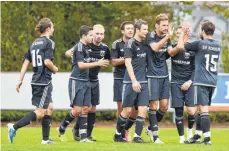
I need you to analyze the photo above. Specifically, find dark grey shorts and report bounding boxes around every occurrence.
[31,83,53,109]
[171,83,195,108]
[68,79,91,107]
[113,79,123,102]
[194,85,215,106]
[122,83,149,108]
[148,77,169,101]
[90,80,100,106]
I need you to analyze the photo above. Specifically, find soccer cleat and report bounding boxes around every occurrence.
[179,139,185,144]
[87,136,96,142]
[124,130,131,142]
[72,128,80,141]
[132,137,148,143]
[56,127,68,142]
[201,140,211,145]
[145,126,154,142]
[184,134,201,144]
[41,139,55,144]
[7,123,16,143]
[154,136,164,144]
[113,134,127,142]
[80,138,94,143]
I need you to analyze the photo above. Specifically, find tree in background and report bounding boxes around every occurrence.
[1,1,173,72]
[202,2,229,72]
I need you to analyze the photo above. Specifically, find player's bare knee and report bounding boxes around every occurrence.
[81,106,89,114]
[138,106,147,118]
[46,103,54,115]
[187,108,196,116]
[35,109,46,119]
[160,106,168,112]
[89,106,96,113]
[149,101,158,110]
[199,105,209,113]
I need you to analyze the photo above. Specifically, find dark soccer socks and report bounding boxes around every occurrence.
[79,114,88,140]
[13,111,37,130]
[42,115,52,141]
[188,114,196,129]
[201,112,211,140]
[148,109,158,133]
[87,112,96,137]
[125,117,136,131]
[156,109,165,122]
[135,116,144,137]
[59,111,75,133]
[175,107,184,136]
[116,115,127,135]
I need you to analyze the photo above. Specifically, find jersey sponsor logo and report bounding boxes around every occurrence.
[88,49,92,52]
[120,49,124,52]
[137,53,146,58]
[173,59,190,65]
[183,52,190,59]
[100,50,105,57]
[84,58,91,63]
[158,48,167,52]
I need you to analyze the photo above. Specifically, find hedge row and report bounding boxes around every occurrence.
[1,110,229,123]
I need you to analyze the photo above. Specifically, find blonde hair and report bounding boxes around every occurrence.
[35,18,52,33]
[155,14,169,25]
[93,24,105,31]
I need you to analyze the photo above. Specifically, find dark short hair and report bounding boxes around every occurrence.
[79,25,93,38]
[35,18,52,34]
[120,21,134,30]
[201,21,215,36]
[134,19,148,30]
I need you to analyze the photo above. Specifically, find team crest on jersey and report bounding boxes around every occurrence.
[183,52,190,59]
[100,50,105,57]
[120,49,124,52]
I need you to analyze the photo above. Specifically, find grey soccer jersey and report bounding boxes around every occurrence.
[146,31,172,78]
[185,39,221,87]
[171,44,195,84]
[70,41,90,81]
[123,38,147,83]
[111,39,126,79]
[24,36,55,85]
[88,42,111,81]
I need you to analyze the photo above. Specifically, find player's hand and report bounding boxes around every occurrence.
[168,23,174,38]
[181,80,192,91]
[16,80,23,93]
[66,49,73,58]
[97,58,110,67]
[132,80,141,93]
[182,27,190,43]
[53,66,58,74]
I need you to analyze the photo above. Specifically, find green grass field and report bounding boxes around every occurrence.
[1,127,229,151]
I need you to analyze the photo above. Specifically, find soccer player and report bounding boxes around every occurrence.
[179,21,221,145]
[71,24,111,142]
[111,21,134,116]
[170,26,196,143]
[7,18,58,144]
[111,21,136,141]
[113,19,149,143]
[57,25,109,142]
[145,13,180,143]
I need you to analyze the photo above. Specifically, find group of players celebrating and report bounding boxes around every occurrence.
[8,13,221,146]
